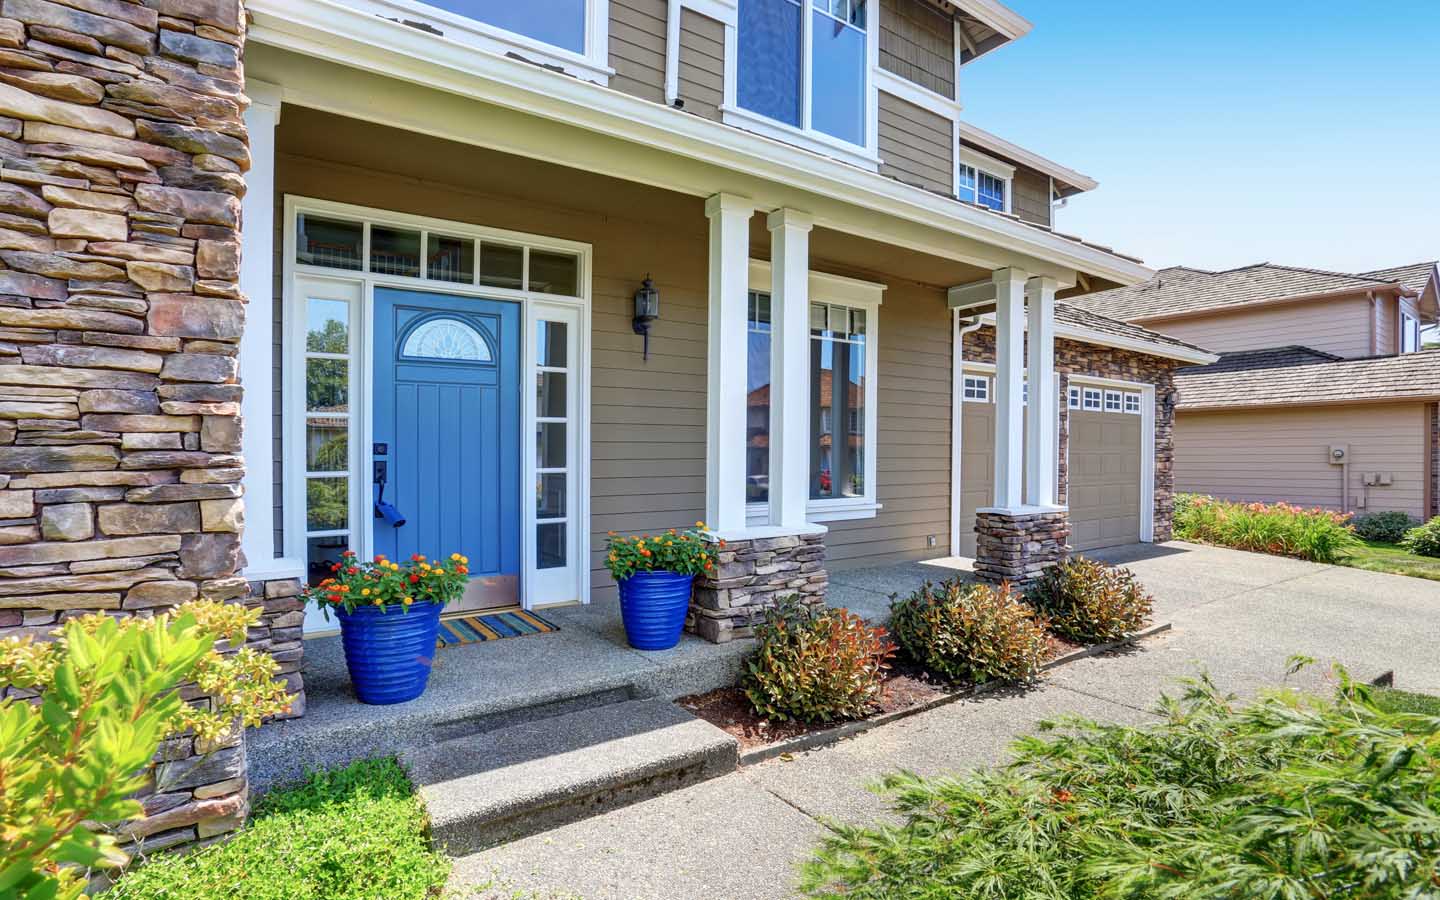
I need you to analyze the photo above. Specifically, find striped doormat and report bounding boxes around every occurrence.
[435,610,560,647]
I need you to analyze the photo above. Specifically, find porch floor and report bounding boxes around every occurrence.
[247,557,977,794]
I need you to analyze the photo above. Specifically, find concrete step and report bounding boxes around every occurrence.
[403,697,738,855]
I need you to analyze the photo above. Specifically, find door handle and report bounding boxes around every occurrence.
[373,460,406,527]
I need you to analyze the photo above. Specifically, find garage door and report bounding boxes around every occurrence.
[957,373,1026,558]
[1068,386,1143,551]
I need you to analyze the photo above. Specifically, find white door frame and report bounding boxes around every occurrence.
[282,196,593,632]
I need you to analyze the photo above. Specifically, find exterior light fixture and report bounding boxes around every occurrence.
[633,274,660,360]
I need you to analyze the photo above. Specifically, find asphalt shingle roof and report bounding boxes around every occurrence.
[1176,347,1440,410]
[1361,262,1439,298]
[1054,302,1212,356]
[1069,262,1411,322]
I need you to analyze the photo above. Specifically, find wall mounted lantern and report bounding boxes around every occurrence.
[633,275,660,360]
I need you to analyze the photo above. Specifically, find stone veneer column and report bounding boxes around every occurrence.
[973,510,1069,588]
[0,0,299,854]
[688,532,827,643]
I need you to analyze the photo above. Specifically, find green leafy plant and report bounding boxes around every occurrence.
[889,579,1048,685]
[603,522,717,580]
[1173,492,1359,563]
[1026,556,1153,643]
[1352,510,1417,544]
[106,758,449,900]
[801,670,1440,900]
[742,597,895,724]
[301,549,470,616]
[1401,516,1440,558]
[0,603,293,900]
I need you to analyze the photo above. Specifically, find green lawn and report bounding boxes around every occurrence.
[1372,687,1440,717]
[108,758,449,900]
[1339,539,1440,582]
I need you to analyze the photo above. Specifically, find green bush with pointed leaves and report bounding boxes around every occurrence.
[0,603,293,900]
[801,668,1440,899]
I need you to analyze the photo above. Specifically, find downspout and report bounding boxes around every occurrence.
[664,0,681,106]
[950,312,985,556]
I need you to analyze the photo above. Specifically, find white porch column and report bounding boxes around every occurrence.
[237,81,298,579]
[1025,276,1060,508]
[704,193,755,532]
[992,267,1027,510]
[767,208,813,529]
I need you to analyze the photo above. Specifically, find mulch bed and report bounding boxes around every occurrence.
[680,634,1087,752]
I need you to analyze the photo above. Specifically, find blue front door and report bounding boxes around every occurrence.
[373,288,521,610]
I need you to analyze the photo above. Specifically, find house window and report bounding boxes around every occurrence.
[957,165,1008,212]
[1082,387,1102,410]
[1124,392,1142,414]
[1402,311,1421,353]
[1104,390,1123,412]
[737,0,869,148]
[302,291,354,586]
[811,301,867,499]
[422,0,586,54]
[963,374,990,402]
[745,291,772,504]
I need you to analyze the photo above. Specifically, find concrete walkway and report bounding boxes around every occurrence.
[449,542,1440,899]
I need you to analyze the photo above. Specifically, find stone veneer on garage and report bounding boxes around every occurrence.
[0,0,300,855]
[689,532,827,642]
[963,326,1183,544]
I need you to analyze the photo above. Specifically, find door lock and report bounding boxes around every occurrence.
[373,460,406,527]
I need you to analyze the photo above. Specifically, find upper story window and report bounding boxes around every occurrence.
[425,0,586,53]
[957,148,1014,213]
[736,0,870,150]
[1402,311,1421,353]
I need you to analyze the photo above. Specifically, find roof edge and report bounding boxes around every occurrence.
[957,122,1099,193]
[1130,282,1411,326]
[957,0,1033,41]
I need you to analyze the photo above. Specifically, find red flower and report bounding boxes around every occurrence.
[330,563,340,572]
[374,554,386,563]
[409,574,420,584]
[327,593,341,603]
[342,550,356,558]
[346,567,358,575]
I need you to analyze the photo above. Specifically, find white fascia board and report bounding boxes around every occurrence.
[957,0,1033,40]
[959,146,1015,180]
[972,311,1219,365]
[958,122,1099,193]
[248,0,1152,286]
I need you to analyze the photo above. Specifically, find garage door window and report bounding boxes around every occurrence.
[1104,390,1123,412]
[1124,392,1141,414]
[1082,387,1102,410]
[963,374,990,402]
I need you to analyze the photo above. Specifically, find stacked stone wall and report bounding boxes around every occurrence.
[689,532,826,642]
[973,509,1068,586]
[0,0,296,853]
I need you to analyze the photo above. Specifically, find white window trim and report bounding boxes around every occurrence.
[721,0,883,172]
[958,147,1013,213]
[283,196,593,631]
[744,260,884,524]
[962,373,991,402]
[1081,387,1103,411]
[1402,310,1420,354]
[343,0,613,85]
[1068,374,1157,543]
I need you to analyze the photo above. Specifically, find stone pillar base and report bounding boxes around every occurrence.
[974,510,1069,588]
[688,532,827,643]
[247,576,307,719]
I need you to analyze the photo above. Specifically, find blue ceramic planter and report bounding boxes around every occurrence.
[617,571,694,650]
[335,600,444,705]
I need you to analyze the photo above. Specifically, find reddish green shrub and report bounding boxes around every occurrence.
[743,597,896,724]
[1027,556,1153,643]
[889,580,1048,685]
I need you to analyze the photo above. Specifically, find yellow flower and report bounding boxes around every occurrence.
[450,553,461,561]
[373,598,383,606]
[360,588,371,597]
[695,521,705,528]
[434,569,445,576]
[402,596,413,605]
[460,555,469,565]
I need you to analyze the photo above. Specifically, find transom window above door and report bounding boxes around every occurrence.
[735,0,871,153]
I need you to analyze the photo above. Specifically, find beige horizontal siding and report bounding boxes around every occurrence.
[1175,404,1429,519]
[677,8,724,121]
[878,0,955,99]
[609,0,667,104]
[1149,296,1374,359]
[878,92,952,195]
[825,278,953,570]
[1011,168,1050,227]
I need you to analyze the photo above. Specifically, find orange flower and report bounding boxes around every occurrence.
[640,549,652,557]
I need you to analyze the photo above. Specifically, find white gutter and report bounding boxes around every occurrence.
[958,122,1098,193]
[247,0,1152,286]
[972,311,1219,365]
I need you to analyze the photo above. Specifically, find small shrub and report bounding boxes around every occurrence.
[1027,556,1153,643]
[743,597,895,724]
[1173,493,1359,563]
[1401,516,1440,558]
[1352,510,1416,544]
[889,579,1048,685]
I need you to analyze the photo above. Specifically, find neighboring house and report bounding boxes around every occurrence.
[0,0,1218,849]
[1071,262,1440,519]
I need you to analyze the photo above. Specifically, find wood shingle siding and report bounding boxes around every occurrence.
[677,8,725,121]
[609,0,668,104]
[878,92,953,196]
[1011,168,1051,227]
[1175,405,1429,519]
[878,0,955,99]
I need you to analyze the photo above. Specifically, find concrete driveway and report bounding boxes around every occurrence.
[450,541,1440,899]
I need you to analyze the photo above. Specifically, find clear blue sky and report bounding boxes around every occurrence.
[960,0,1440,274]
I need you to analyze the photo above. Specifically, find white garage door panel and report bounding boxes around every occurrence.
[1069,408,1142,551]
